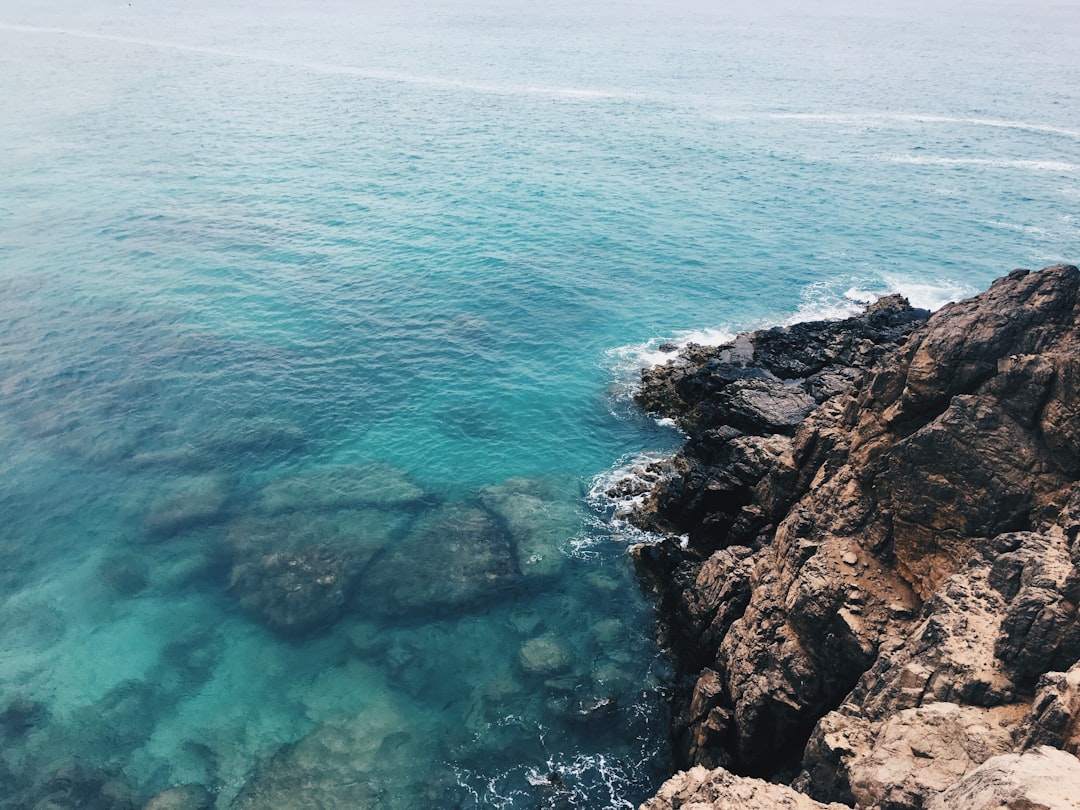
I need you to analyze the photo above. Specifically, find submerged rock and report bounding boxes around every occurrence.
[519,633,571,675]
[478,476,581,578]
[627,265,1080,809]
[0,697,47,740]
[141,473,233,540]
[358,502,519,616]
[255,463,428,514]
[231,699,455,809]
[17,762,136,810]
[224,508,400,635]
[142,783,213,810]
[229,544,354,635]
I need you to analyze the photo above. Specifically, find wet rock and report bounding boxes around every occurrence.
[925,745,1080,810]
[626,265,1080,809]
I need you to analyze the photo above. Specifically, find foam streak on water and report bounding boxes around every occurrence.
[0,0,1078,807]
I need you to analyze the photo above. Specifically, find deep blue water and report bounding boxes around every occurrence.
[0,0,1078,807]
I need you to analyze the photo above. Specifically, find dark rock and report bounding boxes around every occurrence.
[0,697,47,738]
[626,265,1080,809]
[1016,663,1080,755]
[223,508,402,635]
[357,502,520,616]
[229,544,354,635]
[28,763,135,810]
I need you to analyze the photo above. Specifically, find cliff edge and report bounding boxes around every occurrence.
[621,264,1080,809]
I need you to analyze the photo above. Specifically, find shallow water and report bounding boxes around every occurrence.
[1,0,1078,806]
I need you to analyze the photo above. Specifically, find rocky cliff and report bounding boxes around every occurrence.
[622,265,1080,810]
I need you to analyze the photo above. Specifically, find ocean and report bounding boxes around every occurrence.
[0,0,1077,806]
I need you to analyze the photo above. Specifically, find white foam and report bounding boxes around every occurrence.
[879,274,974,312]
[605,325,737,390]
[761,111,1080,141]
[883,154,1080,173]
[0,23,629,101]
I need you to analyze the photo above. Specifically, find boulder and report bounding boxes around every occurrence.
[640,765,849,810]
[224,508,400,635]
[925,746,1080,810]
[357,502,519,616]
[228,544,354,635]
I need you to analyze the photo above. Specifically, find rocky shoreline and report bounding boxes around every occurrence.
[621,264,1080,809]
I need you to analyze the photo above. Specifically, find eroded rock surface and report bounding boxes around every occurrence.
[641,765,849,810]
[628,265,1080,809]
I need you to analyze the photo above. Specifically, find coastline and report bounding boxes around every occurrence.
[624,264,1080,809]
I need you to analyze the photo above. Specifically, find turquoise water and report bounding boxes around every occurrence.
[1,0,1078,806]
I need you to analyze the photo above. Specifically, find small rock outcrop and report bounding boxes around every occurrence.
[642,765,850,810]
[625,265,1080,809]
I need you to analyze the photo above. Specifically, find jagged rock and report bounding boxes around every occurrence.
[1017,662,1080,755]
[925,746,1080,810]
[845,702,1015,810]
[640,765,849,810]
[627,265,1080,808]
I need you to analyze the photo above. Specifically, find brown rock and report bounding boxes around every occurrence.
[640,765,850,810]
[925,746,1080,810]
[625,265,1080,809]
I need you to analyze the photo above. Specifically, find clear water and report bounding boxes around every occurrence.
[0,0,1077,806]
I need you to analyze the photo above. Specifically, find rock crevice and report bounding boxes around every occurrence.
[627,265,1080,809]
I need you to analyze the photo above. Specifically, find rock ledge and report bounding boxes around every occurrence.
[626,265,1080,809]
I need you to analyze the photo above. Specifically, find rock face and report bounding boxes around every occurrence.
[642,765,850,810]
[627,266,1080,809]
